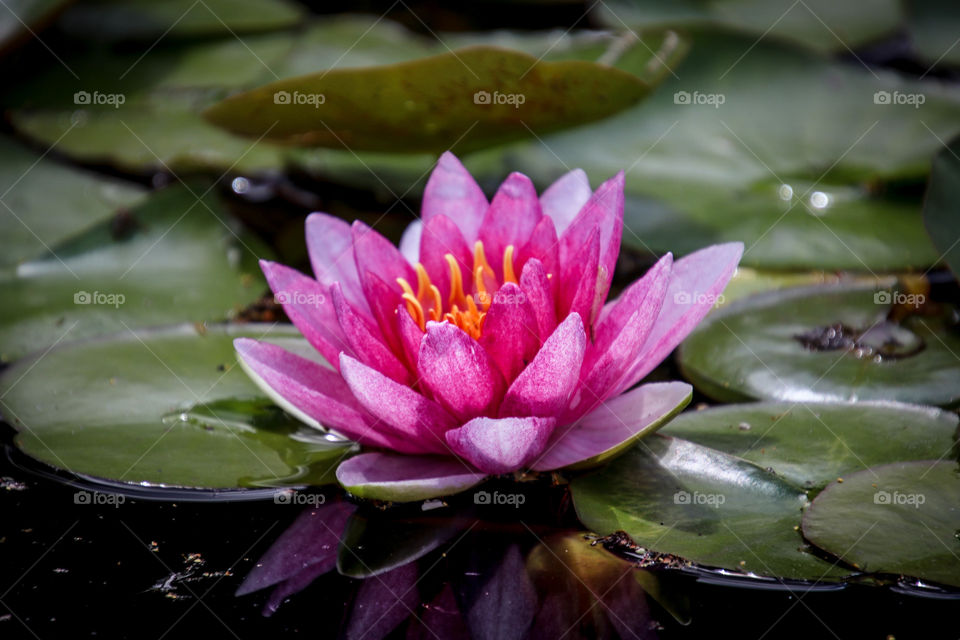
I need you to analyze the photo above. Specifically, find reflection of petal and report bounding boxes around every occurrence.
[343,562,419,640]
[407,583,469,640]
[455,543,537,640]
[236,500,355,597]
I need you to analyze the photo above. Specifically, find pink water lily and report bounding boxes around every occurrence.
[235,152,742,501]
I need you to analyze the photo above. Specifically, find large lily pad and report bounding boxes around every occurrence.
[0,184,270,362]
[58,0,303,41]
[922,135,960,281]
[0,135,145,269]
[571,435,851,580]
[0,323,355,491]
[802,461,960,587]
[663,402,959,490]
[594,0,902,53]
[203,35,681,153]
[678,284,960,407]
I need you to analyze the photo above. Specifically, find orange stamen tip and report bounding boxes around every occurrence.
[503,245,517,284]
[415,263,431,299]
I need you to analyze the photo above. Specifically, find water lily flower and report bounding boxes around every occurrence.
[235,152,742,502]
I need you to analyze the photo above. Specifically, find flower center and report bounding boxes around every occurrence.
[396,240,517,339]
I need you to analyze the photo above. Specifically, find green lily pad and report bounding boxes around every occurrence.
[0,323,355,490]
[337,511,466,579]
[718,269,894,307]
[0,184,270,362]
[203,38,675,153]
[802,461,960,587]
[909,0,960,69]
[58,0,303,41]
[678,284,960,407]
[594,0,902,53]
[0,0,68,54]
[571,435,850,580]
[663,402,960,490]
[922,135,960,281]
[0,135,145,269]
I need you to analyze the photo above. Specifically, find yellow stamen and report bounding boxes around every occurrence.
[474,265,491,311]
[473,240,494,277]
[415,263,431,300]
[445,254,465,307]
[503,245,517,284]
[428,284,442,322]
[397,277,425,330]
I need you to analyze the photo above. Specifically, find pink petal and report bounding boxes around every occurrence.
[305,213,369,314]
[540,168,591,234]
[398,220,423,265]
[479,172,542,278]
[531,381,692,471]
[517,216,559,287]
[616,242,744,395]
[336,451,487,501]
[478,282,541,383]
[331,283,411,385]
[422,151,488,244]
[500,312,586,418]
[357,270,406,359]
[259,260,350,370]
[234,338,406,452]
[339,354,456,455]
[396,302,425,371]
[518,258,557,342]
[445,416,556,474]
[556,226,600,325]
[557,172,624,324]
[418,321,506,422]
[585,253,674,374]
[352,220,416,291]
[570,254,672,419]
[419,213,472,303]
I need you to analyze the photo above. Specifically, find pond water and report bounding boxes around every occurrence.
[2,436,956,639]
